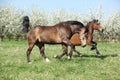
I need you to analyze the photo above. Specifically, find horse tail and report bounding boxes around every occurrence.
[22,16,30,33]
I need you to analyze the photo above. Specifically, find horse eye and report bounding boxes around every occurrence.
[97,23,100,25]
[83,37,85,40]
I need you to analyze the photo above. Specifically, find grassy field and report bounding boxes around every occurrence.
[0,40,120,80]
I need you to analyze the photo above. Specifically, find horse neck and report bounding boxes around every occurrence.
[87,23,94,43]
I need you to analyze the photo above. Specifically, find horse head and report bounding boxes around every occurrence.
[88,19,104,32]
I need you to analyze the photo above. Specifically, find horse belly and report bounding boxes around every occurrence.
[40,32,62,43]
[70,33,81,45]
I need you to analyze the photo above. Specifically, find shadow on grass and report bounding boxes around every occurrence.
[31,54,118,63]
[74,54,118,59]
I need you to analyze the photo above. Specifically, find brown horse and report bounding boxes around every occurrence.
[22,16,87,63]
[54,20,104,58]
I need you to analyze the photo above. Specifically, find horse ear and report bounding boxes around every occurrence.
[93,19,98,23]
[92,19,96,22]
[96,19,98,22]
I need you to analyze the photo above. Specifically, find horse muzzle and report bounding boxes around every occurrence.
[99,28,104,32]
[81,44,86,47]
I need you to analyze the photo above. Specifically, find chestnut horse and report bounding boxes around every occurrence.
[22,16,87,63]
[54,20,104,59]
[71,20,104,56]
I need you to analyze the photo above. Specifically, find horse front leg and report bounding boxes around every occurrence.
[90,41,100,55]
[54,44,68,59]
[68,43,74,59]
[62,39,74,60]
[73,46,82,56]
[55,39,74,60]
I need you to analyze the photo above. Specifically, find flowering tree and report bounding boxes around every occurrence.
[0,6,120,42]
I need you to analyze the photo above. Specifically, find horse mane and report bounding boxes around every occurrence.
[64,21,84,27]
[93,19,98,23]
[57,21,84,28]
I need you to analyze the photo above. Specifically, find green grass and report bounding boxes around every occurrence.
[0,40,120,80]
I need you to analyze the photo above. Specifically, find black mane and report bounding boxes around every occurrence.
[64,21,84,27]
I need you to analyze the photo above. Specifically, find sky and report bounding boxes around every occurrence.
[0,0,120,16]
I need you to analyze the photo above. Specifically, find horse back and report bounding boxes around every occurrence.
[34,26,62,43]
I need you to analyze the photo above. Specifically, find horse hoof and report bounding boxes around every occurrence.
[81,45,86,47]
[45,58,50,62]
[67,56,71,60]
[97,54,101,56]
[90,47,95,50]
[54,55,60,59]
[54,55,57,58]
[28,62,32,64]
[78,54,82,57]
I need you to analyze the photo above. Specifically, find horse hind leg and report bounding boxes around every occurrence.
[26,43,35,63]
[36,43,50,62]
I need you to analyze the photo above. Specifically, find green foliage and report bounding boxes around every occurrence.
[0,6,120,41]
[0,40,120,80]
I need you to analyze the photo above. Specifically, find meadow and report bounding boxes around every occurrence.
[0,39,120,80]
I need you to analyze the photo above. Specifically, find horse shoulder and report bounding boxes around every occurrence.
[70,33,81,45]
